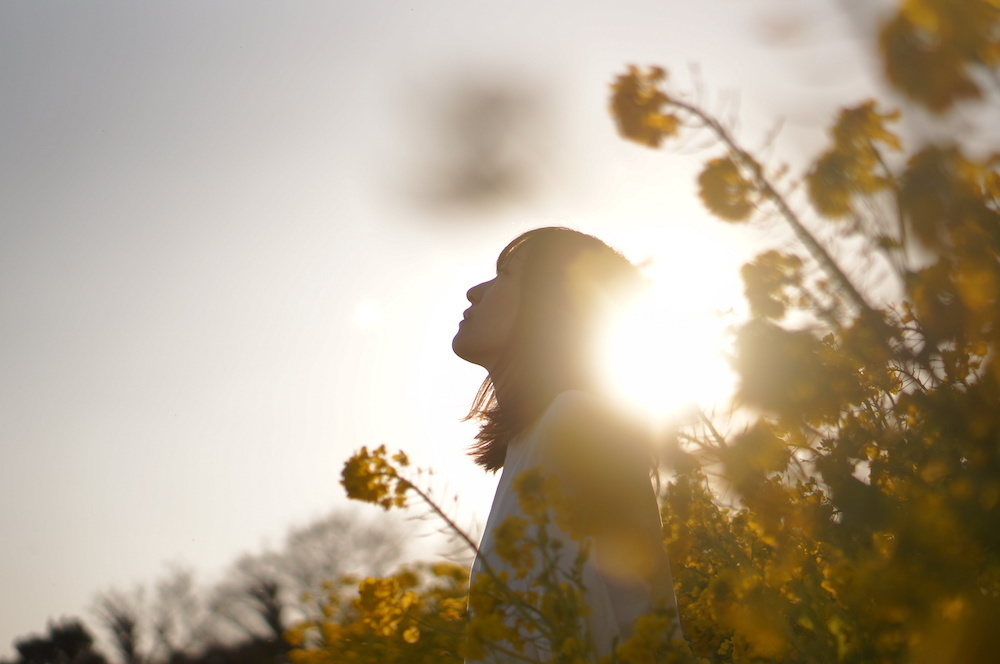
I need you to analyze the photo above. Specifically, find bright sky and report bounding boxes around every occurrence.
[0,0,883,654]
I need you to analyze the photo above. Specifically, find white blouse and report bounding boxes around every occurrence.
[468,391,680,662]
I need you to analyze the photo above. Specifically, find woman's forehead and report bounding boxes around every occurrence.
[496,239,532,271]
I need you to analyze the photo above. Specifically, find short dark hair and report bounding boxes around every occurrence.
[467,227,644,471]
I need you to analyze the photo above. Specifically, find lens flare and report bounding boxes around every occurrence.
[600,273,737,422]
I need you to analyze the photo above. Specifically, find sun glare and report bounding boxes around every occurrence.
[601,237,741,423]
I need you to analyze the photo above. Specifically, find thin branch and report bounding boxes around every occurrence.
[669,97,880,326]
[696,408,729,451]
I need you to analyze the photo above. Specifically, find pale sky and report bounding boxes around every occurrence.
[0,0,883,654]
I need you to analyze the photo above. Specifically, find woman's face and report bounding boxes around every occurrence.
[452,249,526,372]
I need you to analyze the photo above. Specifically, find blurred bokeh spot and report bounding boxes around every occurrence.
[399,72,553,219]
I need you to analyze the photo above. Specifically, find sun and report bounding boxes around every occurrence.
[599,231,742,422]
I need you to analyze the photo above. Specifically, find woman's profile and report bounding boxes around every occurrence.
[453,227,682,662]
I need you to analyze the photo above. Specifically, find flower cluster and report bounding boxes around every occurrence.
[340,445,411,510]
[609,66,678,148]
[285,563,468,664]
[606,13,1000,657]
[806,101,901,219]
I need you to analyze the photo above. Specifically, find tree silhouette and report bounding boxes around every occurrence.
[92,591,144,664]
[12,620,108,664]
[208,509,410,649]
[208,557,287,656]
[78,510,407,664]
[150,568,209,664]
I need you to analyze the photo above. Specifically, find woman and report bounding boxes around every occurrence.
[453,227,681,662]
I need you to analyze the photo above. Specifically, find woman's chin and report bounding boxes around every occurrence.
[451,334,474,363]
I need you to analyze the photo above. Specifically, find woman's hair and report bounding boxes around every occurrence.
[467,227,644,471]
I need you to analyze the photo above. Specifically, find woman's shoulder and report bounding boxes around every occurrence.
[537,390,642,440]
[532,390,652,468]
[543,389,604,420]
[530,391,658,532]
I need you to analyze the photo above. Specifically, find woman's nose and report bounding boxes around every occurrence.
[467,280,488,304]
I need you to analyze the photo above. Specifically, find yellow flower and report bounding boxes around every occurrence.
[340,446,411,510]
[609,66,679,148]
[493,516,536,578]
[806,100,899,218]
[514,468,550,518]
[697,157,755,222]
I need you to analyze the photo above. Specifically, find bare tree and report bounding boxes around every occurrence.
[92,567,210,664]
[88,510,409,663]
[91,590,144,664]
[207,509,410,644]
[150,567,209,663]
[281,509,408,598]
[207,554,286,649]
